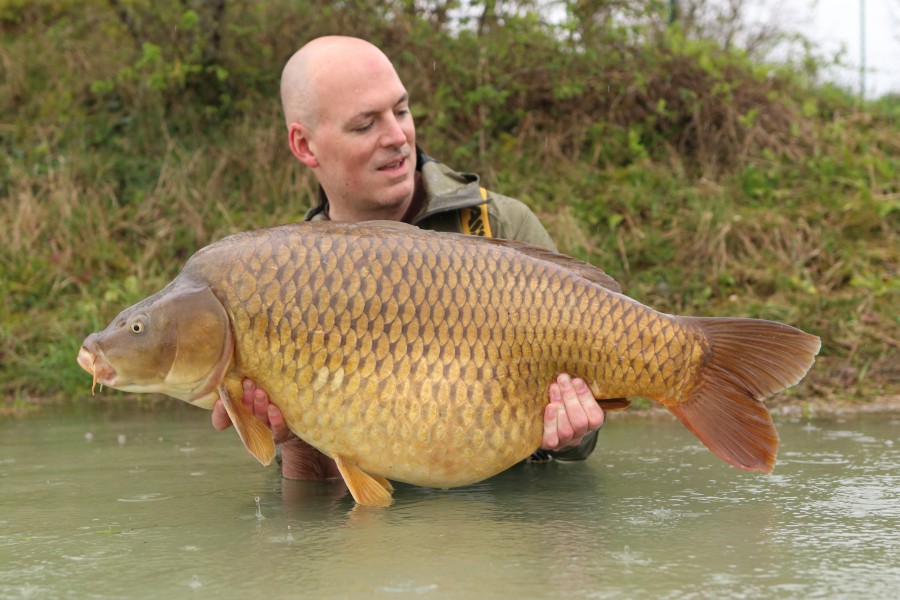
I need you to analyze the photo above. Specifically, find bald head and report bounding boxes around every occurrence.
[280,36,399,130]
[280,36,417,222]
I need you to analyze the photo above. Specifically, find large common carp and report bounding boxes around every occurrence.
[77,221,820,506]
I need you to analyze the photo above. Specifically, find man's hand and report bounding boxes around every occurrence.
[211,378,295,445]
[541,374,604,451]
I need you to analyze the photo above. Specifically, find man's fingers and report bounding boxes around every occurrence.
[252,388,270,425]
[237,377,296,444]
[555,402,575,443]
[268,404,294,445]
[572,376,605,431]
[210,398,233,431]
[241,378,256,410]
[542,382,575,450]
[541,375,605,451]
[542,397,560,450]
[243,377,275,428]
[558,374,589,436]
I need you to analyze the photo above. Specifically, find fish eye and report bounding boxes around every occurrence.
[130,321,144,334]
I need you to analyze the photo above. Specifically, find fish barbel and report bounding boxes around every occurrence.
[77,221,820,506]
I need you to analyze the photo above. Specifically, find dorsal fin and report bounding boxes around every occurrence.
[351,220,622,294]
[476,237,622,294]
[356,220,421,233]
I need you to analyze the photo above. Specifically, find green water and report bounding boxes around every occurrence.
[1,402,898,599]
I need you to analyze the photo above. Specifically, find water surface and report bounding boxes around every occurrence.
[1,402,898,599]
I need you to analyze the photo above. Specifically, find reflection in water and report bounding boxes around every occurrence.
[0,406,898,598]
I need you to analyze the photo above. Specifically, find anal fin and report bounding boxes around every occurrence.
[598,397,631,411]
[217,384,276,466]
[334,454,394,507]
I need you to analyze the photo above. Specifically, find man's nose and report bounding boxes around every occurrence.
[381,114,408,147]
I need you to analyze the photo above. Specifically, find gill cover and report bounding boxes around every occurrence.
[163,284,234,403]
[97,283,233,403]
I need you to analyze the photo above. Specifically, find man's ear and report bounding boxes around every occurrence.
[288,123,318,167]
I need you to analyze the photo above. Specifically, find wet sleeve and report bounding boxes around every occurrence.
[547,430,599,462]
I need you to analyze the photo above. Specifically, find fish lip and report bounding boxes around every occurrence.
[76,346,95,374]
[77,344,118,389]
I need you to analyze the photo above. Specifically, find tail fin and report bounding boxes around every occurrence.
[667,317,820,473]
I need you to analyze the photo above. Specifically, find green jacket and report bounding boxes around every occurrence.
[303,148,598,462]
[304,149,556,250]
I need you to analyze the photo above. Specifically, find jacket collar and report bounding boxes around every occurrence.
[303,146,489,223]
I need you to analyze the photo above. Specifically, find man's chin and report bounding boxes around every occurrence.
[380,178,416,205]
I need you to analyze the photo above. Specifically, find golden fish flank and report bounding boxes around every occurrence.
[77,220,821,507]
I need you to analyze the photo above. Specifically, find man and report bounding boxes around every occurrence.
[212,36,606,481]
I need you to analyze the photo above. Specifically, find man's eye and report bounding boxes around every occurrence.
[354,122,373,132]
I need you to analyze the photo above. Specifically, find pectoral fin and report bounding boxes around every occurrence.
[333,454,394,507]
[217,384,276,467]
[372,475,394,491]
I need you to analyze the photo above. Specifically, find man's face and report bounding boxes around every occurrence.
[304,55,417,221]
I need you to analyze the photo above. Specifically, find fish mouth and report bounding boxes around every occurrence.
[77,344,117,394]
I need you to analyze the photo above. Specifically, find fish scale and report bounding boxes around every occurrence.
[78,220,820,506]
